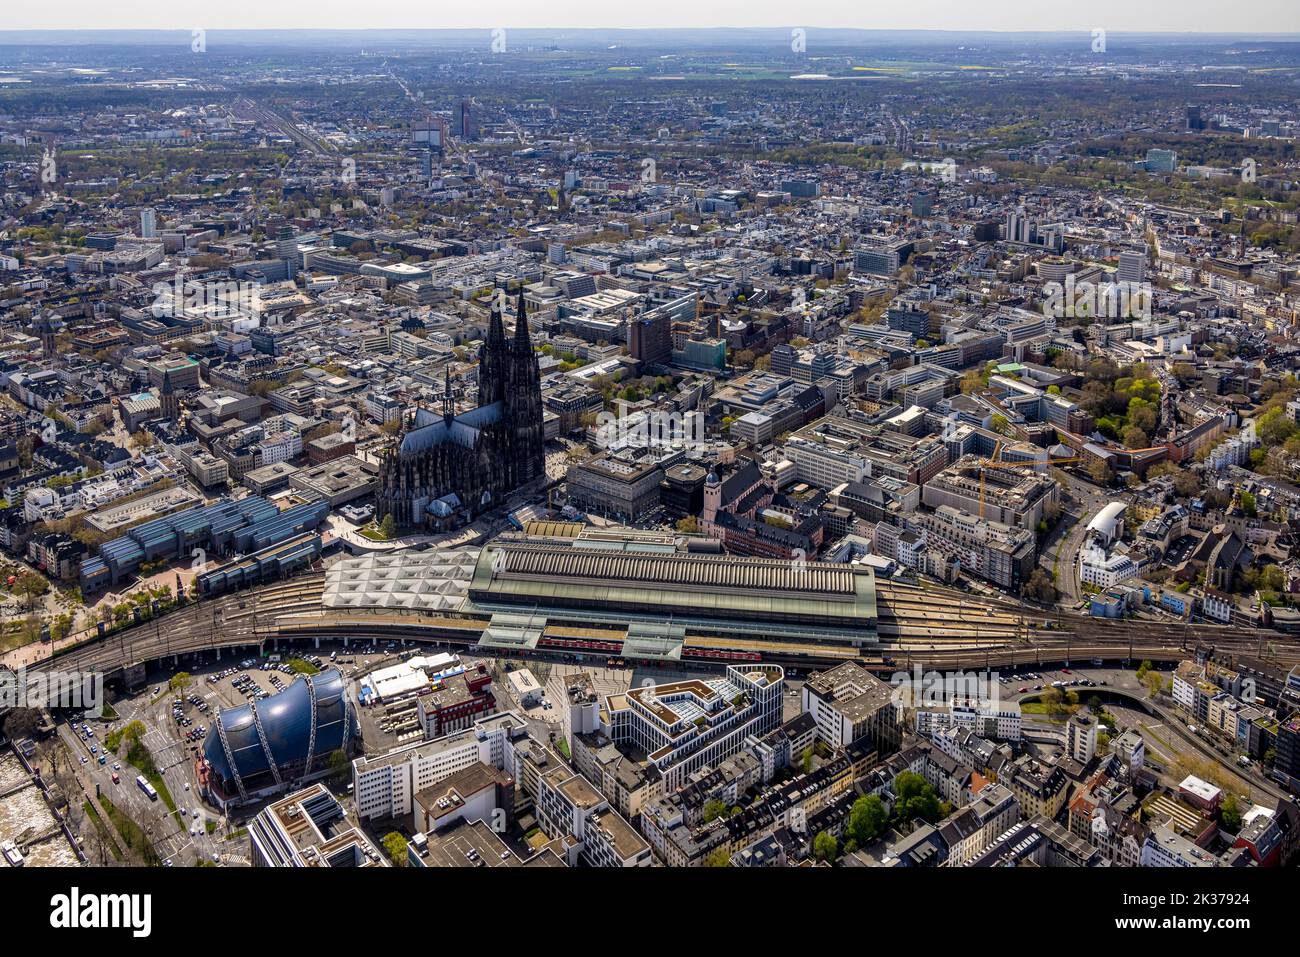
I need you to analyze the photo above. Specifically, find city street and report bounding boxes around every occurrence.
[1041,468,1116,606]
[52,686,245,867]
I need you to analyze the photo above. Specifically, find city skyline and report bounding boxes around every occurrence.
[3,3,1300,35]
[0,0,1297,909]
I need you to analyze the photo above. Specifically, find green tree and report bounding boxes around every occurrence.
[1259,565,1286,592]
[327,749,351,783]
[1220,794,1243,833]
[895,771,944,824]
[1257,407,1297,447]
[813,831,839,863]
[106,720,147,754]
[15,571,48,611]
[703,847,732,867]
[1039,685,1066,716]
[703,799,727,823]
[847,795,889,846]
[379,513,397,540]
[1122,425,1149,450]
[1240,491,1257,518]
[381,832,408,867]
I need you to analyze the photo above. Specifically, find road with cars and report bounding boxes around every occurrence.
[56,707,225,867]
[1003,664,1285,803]
[1042,469,1117,606]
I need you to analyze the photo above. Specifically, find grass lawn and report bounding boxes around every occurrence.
[82,800,124,862]
[97,794,160,866]
[286,656,321,676]
[1020,701,1077,723]
[109,728,179,814]
[0,620,39,653]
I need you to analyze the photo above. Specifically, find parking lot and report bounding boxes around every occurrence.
[45,641,403,867]
[999,665,1114,698]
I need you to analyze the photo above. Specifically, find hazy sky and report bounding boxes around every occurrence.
[5,1,1300,34]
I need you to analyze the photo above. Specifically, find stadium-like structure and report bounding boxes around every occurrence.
[200,668,355,811]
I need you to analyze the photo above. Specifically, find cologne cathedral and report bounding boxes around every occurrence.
[375,290,545,527]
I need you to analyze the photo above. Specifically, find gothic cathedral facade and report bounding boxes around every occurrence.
[375,290,545,527]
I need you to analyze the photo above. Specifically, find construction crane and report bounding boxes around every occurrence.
[976,441,1079,519]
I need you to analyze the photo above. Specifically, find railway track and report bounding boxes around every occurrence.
[26,569,1300,679]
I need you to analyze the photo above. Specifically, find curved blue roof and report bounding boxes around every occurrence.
[204,668,352,798]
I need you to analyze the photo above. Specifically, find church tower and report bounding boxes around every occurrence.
[33,313,58,358]
[702,470,722,528]
[508,288,546,484]
[478,299,508,408]
[377,284,548,531]
[160,369,179,422]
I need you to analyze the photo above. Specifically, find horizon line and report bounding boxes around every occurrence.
[4,27,1300,35]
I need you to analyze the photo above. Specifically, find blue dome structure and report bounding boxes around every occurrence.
[203,668,354,807]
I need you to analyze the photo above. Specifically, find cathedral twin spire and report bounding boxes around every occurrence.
[377,284,545,528]
[478,287,536,411]
[514,287,530,344]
